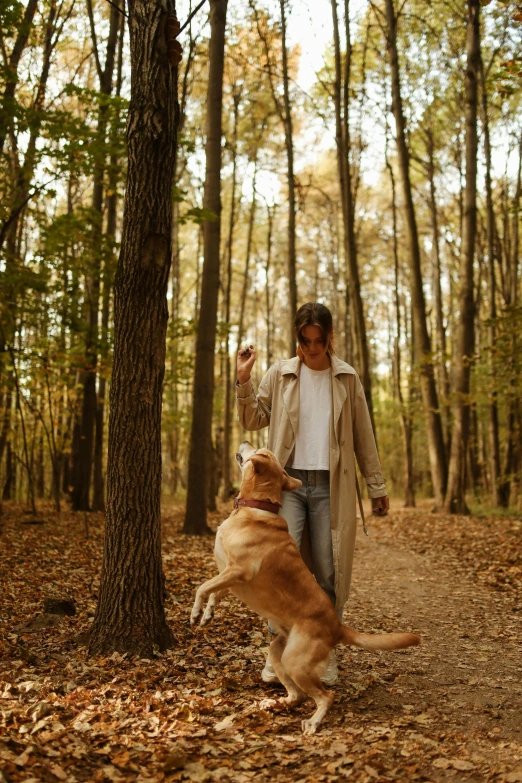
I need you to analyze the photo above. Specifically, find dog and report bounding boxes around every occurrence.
[191,442,420,734]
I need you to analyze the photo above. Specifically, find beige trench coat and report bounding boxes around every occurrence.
[236,354,386,613]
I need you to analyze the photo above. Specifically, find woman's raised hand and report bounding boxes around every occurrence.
[237,345,256,384]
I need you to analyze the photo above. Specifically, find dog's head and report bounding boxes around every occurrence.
[235,441,301,502]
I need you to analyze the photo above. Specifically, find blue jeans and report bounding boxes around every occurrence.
[280,468,341,619]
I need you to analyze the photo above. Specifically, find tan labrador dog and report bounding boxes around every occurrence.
[191,442,420,734]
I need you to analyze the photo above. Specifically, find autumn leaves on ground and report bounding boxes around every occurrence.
[1,502,521,783]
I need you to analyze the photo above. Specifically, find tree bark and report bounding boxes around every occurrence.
[479,56,501,507]
[221,87,241,502]
[183,0,227,535]
[331,0,374,427]
[93,8,125,512]
[0,0,39,159]
[444,0,480,514]
[73,0,121,512]
[384,0,447,509]
[279,0,297,355]
[385,134,415,507]
[252,1,297,355]
[88,0,179,657]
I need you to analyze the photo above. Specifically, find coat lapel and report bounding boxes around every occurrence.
[281,358,300,439]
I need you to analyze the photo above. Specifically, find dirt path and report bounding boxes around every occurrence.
[1,503,521,782]
[343,513,522,781]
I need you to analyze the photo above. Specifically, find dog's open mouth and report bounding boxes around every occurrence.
[235,452,243,466]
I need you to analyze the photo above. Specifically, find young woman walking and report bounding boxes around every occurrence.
[235,302,388,685]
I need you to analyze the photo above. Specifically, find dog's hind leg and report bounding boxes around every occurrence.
[259,634,307,711]
[281,636,334,735]
[191,567,247,626]
[201,588,229,625]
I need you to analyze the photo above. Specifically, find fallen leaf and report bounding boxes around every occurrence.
[214,713,236,732]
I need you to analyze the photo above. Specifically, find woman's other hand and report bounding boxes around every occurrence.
[237,345,256,384]
[372,495,389,516]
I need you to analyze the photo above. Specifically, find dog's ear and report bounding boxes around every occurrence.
[249,453,269,474]
[282,471,302,492]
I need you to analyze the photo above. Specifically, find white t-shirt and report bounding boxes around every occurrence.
[290,364,331,471]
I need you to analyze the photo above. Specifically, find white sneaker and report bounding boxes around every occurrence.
[261,657,280,684]
[322,650,338,686]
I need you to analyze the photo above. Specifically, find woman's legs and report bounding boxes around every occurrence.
[279,468,308,548]
[306,470,338,615]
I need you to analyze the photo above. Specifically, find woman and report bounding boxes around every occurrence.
[236,302,388,685]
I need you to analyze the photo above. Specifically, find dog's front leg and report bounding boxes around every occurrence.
[191,567,247,626]
[201,588,229,625]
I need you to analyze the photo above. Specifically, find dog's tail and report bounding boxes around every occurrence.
[340,625,420,651]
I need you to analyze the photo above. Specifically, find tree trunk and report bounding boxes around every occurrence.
[279,0,297,355]
[426,128,451,454]
[444,0,480,514]
[0,0,39,159]
[183,0,228,535]
[385,133,415,507]
[252,1,297,354]
[331,0,374,427]
[74,0,121,512]
[479,56,501,507]
[93,9,125,512]
[384,0,447,508]
[88,0,180,657]
[221,88,241,502]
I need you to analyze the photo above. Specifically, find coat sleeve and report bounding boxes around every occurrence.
[236,365,274,431]
[352,375,387,499]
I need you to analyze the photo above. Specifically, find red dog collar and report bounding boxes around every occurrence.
[234,497,281,515]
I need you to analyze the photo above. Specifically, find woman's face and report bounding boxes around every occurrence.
[298,324,331,369]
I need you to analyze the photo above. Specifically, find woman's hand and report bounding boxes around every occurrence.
[372,495,389,516]
[237,345,256,384]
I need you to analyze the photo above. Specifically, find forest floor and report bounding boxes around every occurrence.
[0,498,521,783]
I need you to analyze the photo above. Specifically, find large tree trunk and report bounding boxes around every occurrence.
[183,0,228,535]
[88,0,180,657]
[444,0,480,514]
[384,0,447,509]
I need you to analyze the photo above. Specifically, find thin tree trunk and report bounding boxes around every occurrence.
[331,0,374,426]
[251,1,297,354]
[385,135,415,507]
[183,0,228,535]
[279,0,297,354]
[426,128,451,453]
[221,88,241,502]
[479,56,501,507]
[384,0,447,509]
[237,159,258,353]
[92,9,125,512]
[445,0,480,514]
[0,0,39,159]
[74,0,120,512]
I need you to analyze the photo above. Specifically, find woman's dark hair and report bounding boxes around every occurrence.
[294,302,335,354]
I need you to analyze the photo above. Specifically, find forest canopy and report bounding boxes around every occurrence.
[0,0,521,517]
